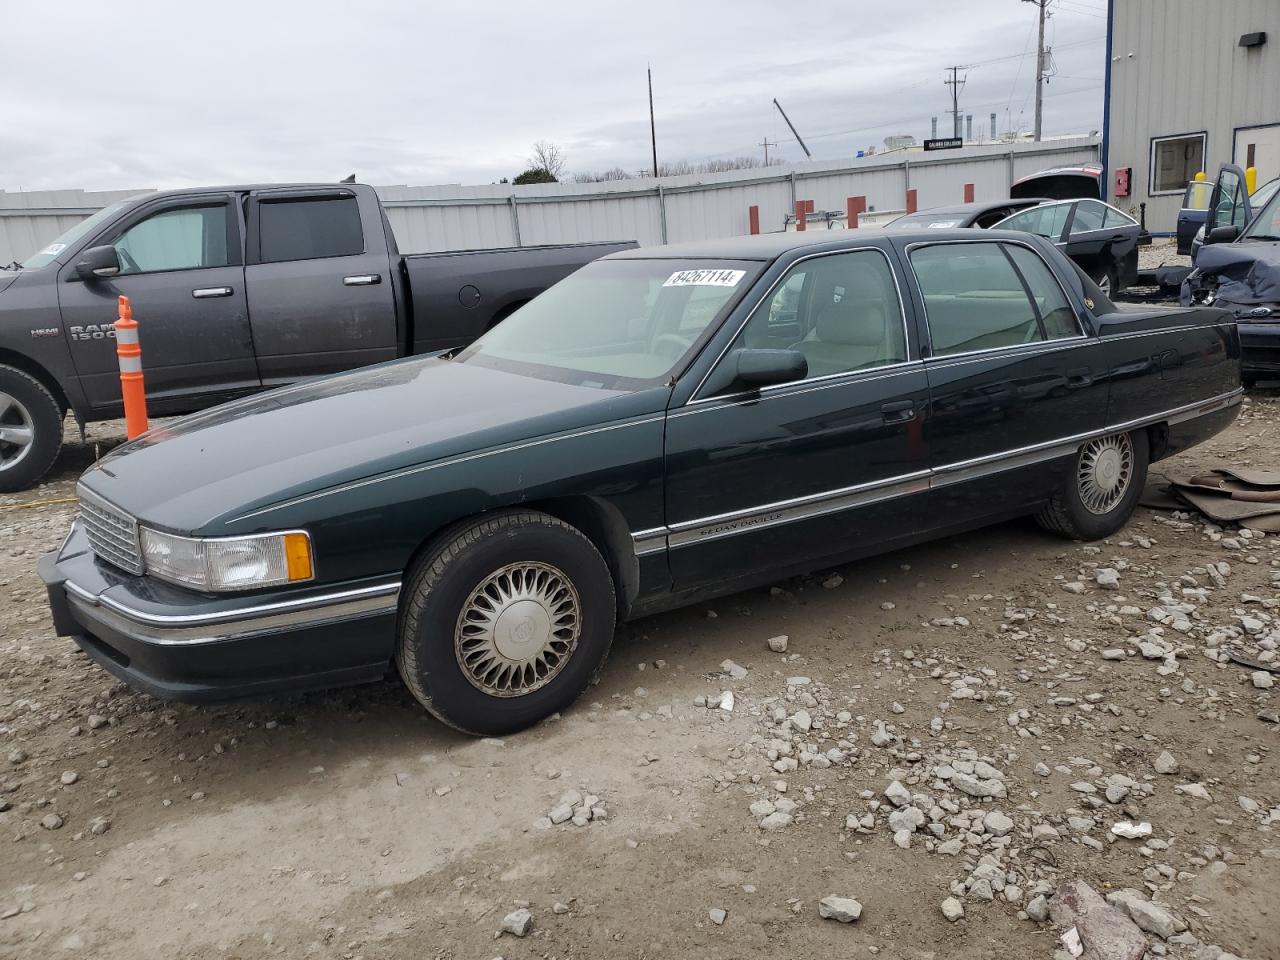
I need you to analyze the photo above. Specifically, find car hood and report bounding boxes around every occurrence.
[1188,241,1280,306]
[81,355,664,533]
[0,270,19,295]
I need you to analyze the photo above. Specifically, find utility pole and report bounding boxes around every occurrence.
[772,99,812,158]
[944,66,966,139]
[758,137,777,165]
[648,65,658,178]
[1023,0,1048,141]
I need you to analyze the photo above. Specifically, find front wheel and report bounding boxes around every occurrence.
[1036,429,1149,540]
[397,510,616,736]
[0,365,64,493]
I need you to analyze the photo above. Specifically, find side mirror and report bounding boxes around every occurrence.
[75,245,121,281]
[1205,225,1240,245]
[734,348,808,388]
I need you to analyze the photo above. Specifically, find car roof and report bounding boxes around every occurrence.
[604,228,1046,262]
[898,199,1046,217]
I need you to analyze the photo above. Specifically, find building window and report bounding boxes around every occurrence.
[1150,133,1207,195]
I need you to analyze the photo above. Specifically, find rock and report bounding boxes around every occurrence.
[888,806,925,833]
[88,816,111,836]
[1096,568,1120,589]
[892,829,913,849]
[983,810,1014,837]
[41,813,64,830]
[718,690,735,712]
[759,811,794,831]
[1049,880,1148,960]
[6,750,26,765]
[1102,648,1127,660]
[1153,751,1179,775]
[1106,889,1183,940]
[822,574,844,590]
[1175,782,1212,801]
[936,838,963,856]
[548,803,574,824]
[552,901,570,914]
[818,896,862,923]
[721,659,748,680]
[706,907,727,925]
[968,879,994,902]
[1026,894,1050,922]
[766,635,789,653]
[1252,671,1275,689]
[86,714,107,729]
[500,908,533,937]
[884,780,912,807]
[1062,581,1086,594]
[790,710,812,733]
[59,771,78,786]
[750,800,776,818]
[941,897,965,922]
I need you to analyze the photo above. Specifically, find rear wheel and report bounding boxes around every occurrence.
[396,510,616,736]
[1036,429,1149,540]
[1095,265,1118,298]
[0,365,63,493]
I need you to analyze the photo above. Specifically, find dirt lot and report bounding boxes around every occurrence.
[2,388,1278,960]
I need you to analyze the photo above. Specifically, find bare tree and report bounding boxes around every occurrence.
[573,167,634,183]
[528,141,567,180]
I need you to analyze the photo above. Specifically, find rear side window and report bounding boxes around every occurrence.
[258,196,363,263]
[1069,200,1108,235]
[911,241,1077,355]
[999,203,1070,240]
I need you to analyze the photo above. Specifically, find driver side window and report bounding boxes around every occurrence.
[113,205,231,275]
[734,250,906,380]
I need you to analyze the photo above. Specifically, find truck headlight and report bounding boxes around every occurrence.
[139,528,314,592]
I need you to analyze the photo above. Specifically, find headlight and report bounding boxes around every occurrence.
[139,528,314,592]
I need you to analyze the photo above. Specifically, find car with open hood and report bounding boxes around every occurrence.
[41,229,1242,735]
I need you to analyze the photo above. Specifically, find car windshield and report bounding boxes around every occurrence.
[1241,186,1280,241]
[454,258,761,389]
[19,200,132,269]
[888,213,964,229]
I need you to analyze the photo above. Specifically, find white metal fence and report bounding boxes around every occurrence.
[1,138,1098,265]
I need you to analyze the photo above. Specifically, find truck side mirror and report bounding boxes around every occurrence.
[1205,225,1240,245]
[75,245,121,281]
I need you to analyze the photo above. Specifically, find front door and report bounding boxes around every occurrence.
[1205,164,1252,238]
[244,189,398,386]
[1060,199,1140,289]
[56,195,259,414]
[903,238,1109,519]
[663,246,931,590]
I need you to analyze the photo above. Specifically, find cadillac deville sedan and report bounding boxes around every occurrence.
[41,230,1243,735]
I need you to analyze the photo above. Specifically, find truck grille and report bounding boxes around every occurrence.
[77,486,144,575]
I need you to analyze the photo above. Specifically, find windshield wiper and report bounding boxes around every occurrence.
[2,261,22,271]
[1244,233,1280,241]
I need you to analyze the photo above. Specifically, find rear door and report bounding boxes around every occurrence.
[1061,199,1139,288]
[244,188,398,386]
[904,238,1109,520]
[55,194,259,413]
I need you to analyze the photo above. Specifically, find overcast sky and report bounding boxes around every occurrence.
[1,0,1108,193]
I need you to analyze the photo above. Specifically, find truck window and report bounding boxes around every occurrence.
[115,205,230,275]
[258,196,364,263]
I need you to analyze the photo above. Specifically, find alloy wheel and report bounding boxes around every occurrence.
[454,561,581,697]
[0,391,35,473]
[1077,433,1134,515]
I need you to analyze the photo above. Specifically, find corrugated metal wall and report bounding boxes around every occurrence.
[1105,0,1280,231]
[1,139,1098,264]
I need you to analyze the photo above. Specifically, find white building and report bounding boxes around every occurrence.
[1103,0,1280,233]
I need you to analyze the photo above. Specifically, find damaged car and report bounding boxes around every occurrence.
[1182,163,1280,386]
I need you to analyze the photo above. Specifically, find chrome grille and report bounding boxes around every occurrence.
[78,486,144,575]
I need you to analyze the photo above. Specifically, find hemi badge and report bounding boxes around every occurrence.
[30,327,60,339]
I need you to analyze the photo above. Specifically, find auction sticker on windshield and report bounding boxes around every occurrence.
[663,268,746,287]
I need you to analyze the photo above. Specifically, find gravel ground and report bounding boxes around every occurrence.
[2,394,1279,960]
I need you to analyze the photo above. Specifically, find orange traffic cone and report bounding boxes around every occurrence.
[115,295,149,439]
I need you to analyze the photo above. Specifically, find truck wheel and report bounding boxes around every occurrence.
[1036,429,1149,541]
[397,510,616,736]
[0,365,63,493]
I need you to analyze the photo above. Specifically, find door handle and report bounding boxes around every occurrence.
[1066,366,1093,387]
[881,400,916,424]
[343,274,382,286]
[192,286,233,299]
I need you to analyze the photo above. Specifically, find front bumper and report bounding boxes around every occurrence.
[1238,321,1280,376]
[40,523,399,702]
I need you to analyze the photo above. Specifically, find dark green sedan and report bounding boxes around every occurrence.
[41,229,1243,735]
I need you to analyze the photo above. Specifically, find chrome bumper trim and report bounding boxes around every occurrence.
[64,579,402,647]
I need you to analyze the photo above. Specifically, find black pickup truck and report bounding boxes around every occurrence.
[0,182,634,491]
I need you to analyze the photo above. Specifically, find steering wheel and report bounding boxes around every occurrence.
[652,333,693,360]
[115,246,141,274]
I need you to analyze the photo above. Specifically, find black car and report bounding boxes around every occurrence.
[885,199,1047,231]
[1183,164,1280,386]
[993,198,1141,296]
[41,229,1241,736]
